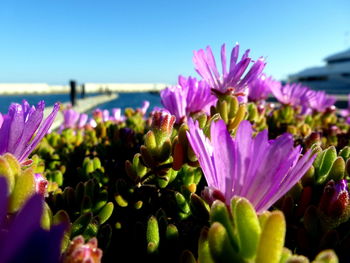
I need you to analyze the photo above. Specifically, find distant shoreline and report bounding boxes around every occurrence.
[0,83,168,95]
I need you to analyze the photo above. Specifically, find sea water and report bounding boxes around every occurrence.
[0,92,162,114]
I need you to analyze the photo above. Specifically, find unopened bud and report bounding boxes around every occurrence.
[305,132,321,148]
[151,111,175,135]
[62,236,102,263]
[93,109,103,123]
[319,180,350,226]
[35,173,48,197]
[328,125,339,137]
[201,187,226,206]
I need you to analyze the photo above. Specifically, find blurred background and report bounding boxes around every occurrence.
[0,0,349,111]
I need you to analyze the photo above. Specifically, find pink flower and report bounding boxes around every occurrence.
[187,119,316,213]
[193,43,265,96]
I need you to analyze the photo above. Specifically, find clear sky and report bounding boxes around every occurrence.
[0,0,349,84]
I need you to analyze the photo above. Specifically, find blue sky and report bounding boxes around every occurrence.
[0,0,349,84]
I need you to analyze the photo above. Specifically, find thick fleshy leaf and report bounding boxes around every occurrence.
[256,211,286,263]
[316,146,337,184]
[9,168,36,213]
[198,227,215,263]
[97,202,114,224]
[210,200,239,251]
[234,197,261,259]
[208,222,243,263]
[146,216,160,254]
[0,156,15,193]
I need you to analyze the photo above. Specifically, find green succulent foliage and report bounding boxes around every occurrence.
[270,144,350,262]
[199,196,339,263]
[27,101,350,262]
[210,95,246,131]
[35,115,208,261]
[78,156,107,183]
[265,104,341,147]
[0,153,40,213]
[305,145,350,186]
[75,179,111,219]
[123,108,147,133]
[246,103,267,131]
[206,197,285,263]
[47,178,113,245]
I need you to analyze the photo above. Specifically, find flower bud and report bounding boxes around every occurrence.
[305,132,321,149]
[328,125,339,137]
[325,105,336,114]
[93,108,103,123]
[151,111,175,135]
[201,187,226,206]
[35,173,48,197]
[62,236,102,263]
[319,180,350,227]
[150,110,176,147]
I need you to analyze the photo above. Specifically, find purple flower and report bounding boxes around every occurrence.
[187,119,315,213]
[181,76,217,114]
[139,100,150,115]
[60,108,88,132]
[111,108,125,123]
[0,113,3,128]
[59,108,88,132]
[0,177,65,263]
[62,108,80,129]
[193,43,265,96]
[160,84,187,123]
[112,108,121,120]
[88,118,97,128]
[307,90,336,112]
[340,94,350,124]
[248,74,279,102]
[0,100,59,163]
[102,109,110,122]
[270,83,310,107]
[160,75,217,123]
[78,113,88,128]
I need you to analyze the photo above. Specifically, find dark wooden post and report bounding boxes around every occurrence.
[81,84,85,99]
[70,80,77,106]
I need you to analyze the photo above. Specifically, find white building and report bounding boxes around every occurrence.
[289,48,350,94]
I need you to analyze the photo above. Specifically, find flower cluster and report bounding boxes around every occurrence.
[60,107,88,131]
[1,41,349,263]
[307,90,336,112]
[270,82,336,113]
